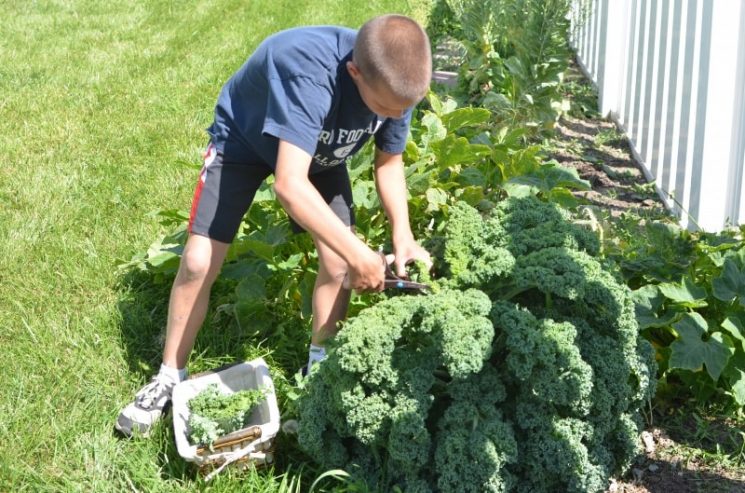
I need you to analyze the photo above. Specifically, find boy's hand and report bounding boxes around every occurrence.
[391,236,432,278]
[345,247,387,292]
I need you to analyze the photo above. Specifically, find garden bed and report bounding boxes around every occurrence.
[556,62,745,493]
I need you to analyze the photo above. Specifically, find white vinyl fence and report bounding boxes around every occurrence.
[570,0,745,232]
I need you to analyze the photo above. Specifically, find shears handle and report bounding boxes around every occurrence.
[382,253,431,293]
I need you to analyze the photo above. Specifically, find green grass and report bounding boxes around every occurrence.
[0,1,430,490]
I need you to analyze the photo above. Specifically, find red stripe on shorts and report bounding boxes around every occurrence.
[188,144,215,234]
[187,173,205,234]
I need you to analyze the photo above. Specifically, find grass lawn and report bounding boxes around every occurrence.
[0,1,430,491]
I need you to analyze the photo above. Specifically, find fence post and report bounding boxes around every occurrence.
[729,4,745,226]
[599,0,628,117]
[696,1,742,230]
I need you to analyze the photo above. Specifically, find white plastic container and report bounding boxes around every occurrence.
[171,358,280,480]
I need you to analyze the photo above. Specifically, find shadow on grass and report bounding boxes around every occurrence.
[610,406,745,493]
[115,269,173,380]
[667,416,745,460]
[115,267,267,381]
[115,268,262,480]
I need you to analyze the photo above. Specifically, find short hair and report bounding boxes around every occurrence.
[353,14,432,102]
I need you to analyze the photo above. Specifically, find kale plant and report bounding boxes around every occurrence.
[296,196,656,492]
[188,384,267,446]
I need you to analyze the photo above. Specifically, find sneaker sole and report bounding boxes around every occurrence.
[114,401,171,438]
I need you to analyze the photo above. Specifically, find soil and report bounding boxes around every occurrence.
[606,424,745,493]
[550,113,667,219]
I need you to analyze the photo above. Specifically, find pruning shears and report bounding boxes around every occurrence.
[381,249,431,294]
[340,249,432,293]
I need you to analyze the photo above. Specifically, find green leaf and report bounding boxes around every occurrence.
[493,126,526,146]
[721,315,745,349]
[352,180,378,210]
[503,182,536,198]
[457,186,485,206]
[543,164,591,190]
[221,258,270,280]
[427,91,443,115]
[724,352,745,405]
[482,91,511,110]
[404,140,420,162]
[546,187,580,208]
[507,163,590,194]
[147,250,180,269]
[441,98,458,115]
[420,112,447,148]
[729,369,745,406]
[431,135,491,169]
[243,239,275,262]
[276,252,304,270]
[300,271,316,319]
[669,313,735,381]
[253,182,275,202]
[264,224,290,246]
[504,56,527,79]
[406,172,432,196]
[658,277,708,308]
[153,208,190,225]
[458,167,486,187]
[712,256,745,305]
[440,107,491,133]
[425,188,448,212]
[631,285,682,329]
[235,273,266,301]
[233,300,273,337]
[632,284,664,309]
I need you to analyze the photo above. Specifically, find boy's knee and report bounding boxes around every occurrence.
[179,247,214,282]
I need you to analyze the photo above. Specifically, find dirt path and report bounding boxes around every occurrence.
[550,113,666,218]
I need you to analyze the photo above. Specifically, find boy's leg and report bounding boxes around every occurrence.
[310,232,352,345]
[286,166,355,373]
[116,145,271,437]
[163,234,231,369]
[115,235,229,437]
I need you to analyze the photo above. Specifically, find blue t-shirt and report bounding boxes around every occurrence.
[207,26,413,174]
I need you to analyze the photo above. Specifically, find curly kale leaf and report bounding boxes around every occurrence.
[297,288,496,490]
[187,384,266,446]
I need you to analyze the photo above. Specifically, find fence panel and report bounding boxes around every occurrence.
[571,0,745,231]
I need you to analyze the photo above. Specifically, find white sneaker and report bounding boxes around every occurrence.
[115,374,177,437]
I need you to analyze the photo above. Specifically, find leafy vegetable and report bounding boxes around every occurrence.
[188,384,267,446]
[297,196,656,492]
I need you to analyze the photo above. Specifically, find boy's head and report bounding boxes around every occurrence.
[348,14,432,118]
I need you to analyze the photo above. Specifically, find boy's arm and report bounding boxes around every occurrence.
[373,147,431,277]
[274,139,385,292]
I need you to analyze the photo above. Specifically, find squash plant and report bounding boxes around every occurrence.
[607,216,745,409]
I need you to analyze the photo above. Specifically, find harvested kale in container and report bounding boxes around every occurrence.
[187,384,266,446]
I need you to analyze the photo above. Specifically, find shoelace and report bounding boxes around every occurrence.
[135,377,173,410]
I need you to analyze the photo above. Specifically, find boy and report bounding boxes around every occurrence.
[116,14,432,437]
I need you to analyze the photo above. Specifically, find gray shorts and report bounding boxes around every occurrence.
[188,143,355,243]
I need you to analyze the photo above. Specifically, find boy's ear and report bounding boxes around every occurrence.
[346,61,362,81]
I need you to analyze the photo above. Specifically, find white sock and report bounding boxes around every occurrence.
[159,363,187,383]
[307,344,327,371]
